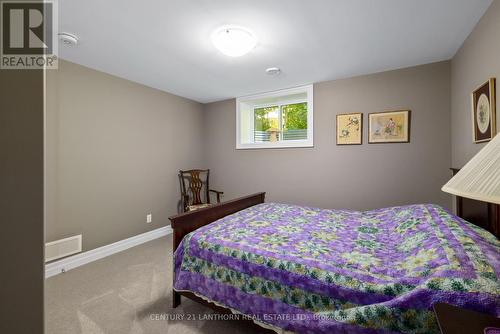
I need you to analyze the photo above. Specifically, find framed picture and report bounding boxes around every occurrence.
[336,113,363,145]
[472,78,496,143]
[368,110,411,143]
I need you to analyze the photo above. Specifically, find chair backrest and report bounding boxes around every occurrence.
[179,169,210,206]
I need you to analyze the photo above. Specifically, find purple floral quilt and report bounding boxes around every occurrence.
[173,203,500,333]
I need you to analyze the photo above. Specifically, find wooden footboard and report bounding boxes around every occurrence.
[168,192,266,308]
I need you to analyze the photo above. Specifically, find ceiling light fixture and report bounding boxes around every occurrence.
[211,25,257,57]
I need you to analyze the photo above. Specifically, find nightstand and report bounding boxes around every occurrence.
[433,303,500,334]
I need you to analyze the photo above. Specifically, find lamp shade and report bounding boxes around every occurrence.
[442,133,500,204]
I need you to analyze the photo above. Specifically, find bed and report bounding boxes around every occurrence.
[169,193,500,334]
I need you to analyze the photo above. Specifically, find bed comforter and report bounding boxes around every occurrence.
[173,203,500,333]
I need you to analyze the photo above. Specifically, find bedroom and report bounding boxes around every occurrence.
[1,0,499,333]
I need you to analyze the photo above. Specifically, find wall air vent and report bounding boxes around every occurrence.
[45,235,82,262]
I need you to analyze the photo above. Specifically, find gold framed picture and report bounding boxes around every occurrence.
[472,78,496,143]
[336,113,363,145]
[368,110,411,143]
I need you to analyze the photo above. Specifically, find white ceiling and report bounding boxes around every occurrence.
[59,0,492,103]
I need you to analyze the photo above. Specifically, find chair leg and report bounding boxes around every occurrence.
[172,290,181,308]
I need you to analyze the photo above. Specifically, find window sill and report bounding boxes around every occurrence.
[236,140,314,150]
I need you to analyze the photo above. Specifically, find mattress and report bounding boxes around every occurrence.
[173,203,500,333]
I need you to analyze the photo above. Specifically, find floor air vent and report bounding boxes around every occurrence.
[45,235,82,262]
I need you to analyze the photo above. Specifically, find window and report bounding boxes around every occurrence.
[236,85,313,149]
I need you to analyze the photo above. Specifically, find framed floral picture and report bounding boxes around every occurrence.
[336,113,362,145]
[368,110,411,143]
[472,78,496,143]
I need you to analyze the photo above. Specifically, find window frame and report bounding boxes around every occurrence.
[236,85,314,149]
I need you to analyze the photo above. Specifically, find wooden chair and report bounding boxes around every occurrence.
[178,169,224,212]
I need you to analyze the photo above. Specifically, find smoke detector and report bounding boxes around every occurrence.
[265,67,281,75]
[58,32,79,46]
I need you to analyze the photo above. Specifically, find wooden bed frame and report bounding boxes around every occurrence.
[456,197,500,238]
[169,193,266,304]
[168,192,274,332]
[168,190,498,331]
[451,168,500,238]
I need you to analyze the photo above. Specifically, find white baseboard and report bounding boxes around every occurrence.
[45,226,172,278]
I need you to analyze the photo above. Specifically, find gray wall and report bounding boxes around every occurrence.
[204,61,452,210]
[0,65,44,332]
[46,60,205,252]
[451,0,500,167]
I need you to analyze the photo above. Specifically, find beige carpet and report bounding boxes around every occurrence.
[45,235,262,334]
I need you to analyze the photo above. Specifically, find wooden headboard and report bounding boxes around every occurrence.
[451,168,500,239]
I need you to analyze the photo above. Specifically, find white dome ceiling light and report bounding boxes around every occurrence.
[58,32,79,46]
[211,25,257,57]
